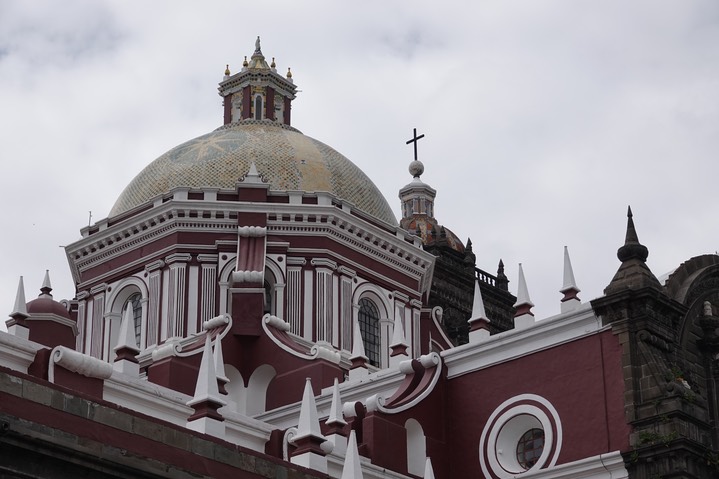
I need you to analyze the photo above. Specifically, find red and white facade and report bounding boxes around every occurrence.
[6,39,717,479]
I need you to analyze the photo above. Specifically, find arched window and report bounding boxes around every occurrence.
[254,95,263,120]
[124,293,143,348]
[358,298,381,367]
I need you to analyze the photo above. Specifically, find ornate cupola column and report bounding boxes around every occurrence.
[218,37,297,125]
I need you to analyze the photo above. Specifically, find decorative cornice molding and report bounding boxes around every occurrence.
[145,259,165,273]
[166,253,192,265]
[197,254,219,263]
[90,283,108,295]
[286,257,307,267]
[311,258,338,271]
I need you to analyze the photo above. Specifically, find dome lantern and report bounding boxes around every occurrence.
[218,37,297,126]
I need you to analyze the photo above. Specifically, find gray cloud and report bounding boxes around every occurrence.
[2,0,719,325]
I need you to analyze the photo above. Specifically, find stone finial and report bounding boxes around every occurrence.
[291,378,328,473]
[113,303,140,374]
[7,276,30,339]
[468,279,491,342]
[326,377,347,429]
[224,64,230,76]
[349,316,369,379]
[424,457,436,479]
[186,334,226,436]
[604,206,661,295]
[514,264,535,328]
[296,378,324,440]
[340,430,364,479]
[40,270,52,298]
[496,259,509,291]
[560,246,581,313]
[389,314,409,359]
[11,276,28,319]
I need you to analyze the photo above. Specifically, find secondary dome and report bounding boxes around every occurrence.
[109,120,397,225]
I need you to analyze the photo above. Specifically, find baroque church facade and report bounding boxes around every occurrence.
[2,39,719,479]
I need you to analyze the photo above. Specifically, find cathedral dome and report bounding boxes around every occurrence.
[109,120,397,225]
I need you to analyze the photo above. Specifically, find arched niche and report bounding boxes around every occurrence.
[405,418,426,476]
[105,277,148,358]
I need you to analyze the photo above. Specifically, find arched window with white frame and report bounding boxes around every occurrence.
[358,297,381,367]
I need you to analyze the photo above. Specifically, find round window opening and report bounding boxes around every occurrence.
[516,428,545,470]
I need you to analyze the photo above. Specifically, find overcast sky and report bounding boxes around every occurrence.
[1,1,718,327]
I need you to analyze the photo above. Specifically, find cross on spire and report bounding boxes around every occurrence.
[405,128,425,162]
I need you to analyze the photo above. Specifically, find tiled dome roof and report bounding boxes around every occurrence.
[110,120,397,225]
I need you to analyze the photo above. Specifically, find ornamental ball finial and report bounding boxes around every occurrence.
[409,160,424,178]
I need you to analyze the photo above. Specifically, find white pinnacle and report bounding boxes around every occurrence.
[513,263,534,308]
[389,314,408,348]
[114,303,139,353]
[11,276,28,317]
[341,430,364,479]
[560,246,580,293]
[469,279,489,323]
[424,457,436,479]
[349,317,368,362]
[41,269,52,291]
[187,334,226,407]
[326,377,347,426]
[295,378,324,441]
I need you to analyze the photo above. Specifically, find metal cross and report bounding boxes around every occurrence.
[405,128,425,161]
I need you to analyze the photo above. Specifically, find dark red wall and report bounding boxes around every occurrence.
[445,329,630,477]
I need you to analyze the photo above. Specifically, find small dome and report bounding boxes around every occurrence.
[27,297,71,319]
[403,217,465,253]
[110,120,397,225]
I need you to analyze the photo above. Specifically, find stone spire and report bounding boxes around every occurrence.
[7,276,29,339]
[514,264,535,328]
[40,270,52,298]
[560,246,581,313]
[424,457,437,479]
[113,303,140,375]
[604,206,661,295]
[389,314,409,365]
[325,377,348,454]
[186,334,226,436]
[340,430,364,479]
[496,259,509,291]
[290,378,328,473]
[349,316,369,380]
[468,279,491,343]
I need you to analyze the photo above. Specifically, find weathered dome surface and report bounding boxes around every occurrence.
[110,120,397,225]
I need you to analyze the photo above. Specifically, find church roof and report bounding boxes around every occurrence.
[109,119,397,225]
